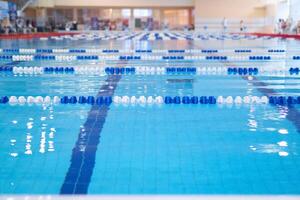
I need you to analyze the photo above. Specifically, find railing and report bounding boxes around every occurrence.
[20,0,35,12]
[8,0,35,12]
[194,18,270,33]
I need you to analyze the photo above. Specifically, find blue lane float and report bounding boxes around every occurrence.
[34,55,56,60]
[0,96,9,104]
[105,67,135,75]
[166,67,196,74]
[164,96,181,104]
[202,50,218,53]
[164,96,216,105]
[60,96,78,104]
[87,96,95,104]
[227,67,258,75]
[168,50,185,53]
[206,56,227,60]
[0,66,13,72]
[135,50,152,53]
[102,50,119,53]
[200,96,217,104]
[162,56,185,60]
[77,55,99,60]
[268,49,285,53]
[119,56,141,60]
[200,96,208,104]
[60,96,111,105]
[69,49,86,53]
[190,96,199,104]
[96,96,112,105]
[293,56,300,60]
[78,96,87,104]
[3,49,19,53]
[249,56,271,60]
[36,49,53,53]
[44,67,75,73]
[164,96,172,104]
[289,68,299,75]
[0,55,12,60]
[269,96,300,106]
[235,50,251,53]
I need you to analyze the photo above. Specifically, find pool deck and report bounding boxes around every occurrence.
[245,32,300,40]
[0,31,299,40]
[0,32,77,40]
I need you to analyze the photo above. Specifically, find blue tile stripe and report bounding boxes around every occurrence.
[0,61,22,71]
[213,49,300,132]
[245,76,300,132]
[193,43,300,133]
[60,74,122,194]
[3,61,21,66]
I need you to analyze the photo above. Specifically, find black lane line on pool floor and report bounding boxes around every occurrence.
[245,76,300,133]
[60,74,122,194]
[192,42,300,133]
[1,61,21,66]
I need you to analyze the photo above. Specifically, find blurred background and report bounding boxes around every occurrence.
[0,0,299,35]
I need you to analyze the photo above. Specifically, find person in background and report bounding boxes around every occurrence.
[239,20,245,32]
[276,19,282,34]
[116,19,122,31]
[281,19,287,34]
[183,25,188,32]
[297,21,300,35]
[188,24,194,31]
[0,20,3,34]
[28,22,33,33]
[204,24,208,32]
[286,18,293,34]
[32,20,37,32]
[72,21,78,31]
[65,21,73,31]
[110,21,116,30]
[16,17,25,33]
[26,20,33,33]
[222,17,228,33]
[3,18,12,34]
[45,21,52,32]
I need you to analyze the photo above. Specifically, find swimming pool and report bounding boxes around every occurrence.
[0,32,300,196]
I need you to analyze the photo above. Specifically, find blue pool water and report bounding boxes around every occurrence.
[0,33,300,195]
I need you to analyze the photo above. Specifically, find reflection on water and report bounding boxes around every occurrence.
[166,78,194,96]
[25,132,32,155]
[246,85,292,157]
[250,143,289,157]
[278,128,288,134]
[8,105,57,157]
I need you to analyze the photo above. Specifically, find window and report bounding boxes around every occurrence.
[55,9,73,23]
[163,9,189,29]
[133,9,152,18]
[122,9,131,18]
